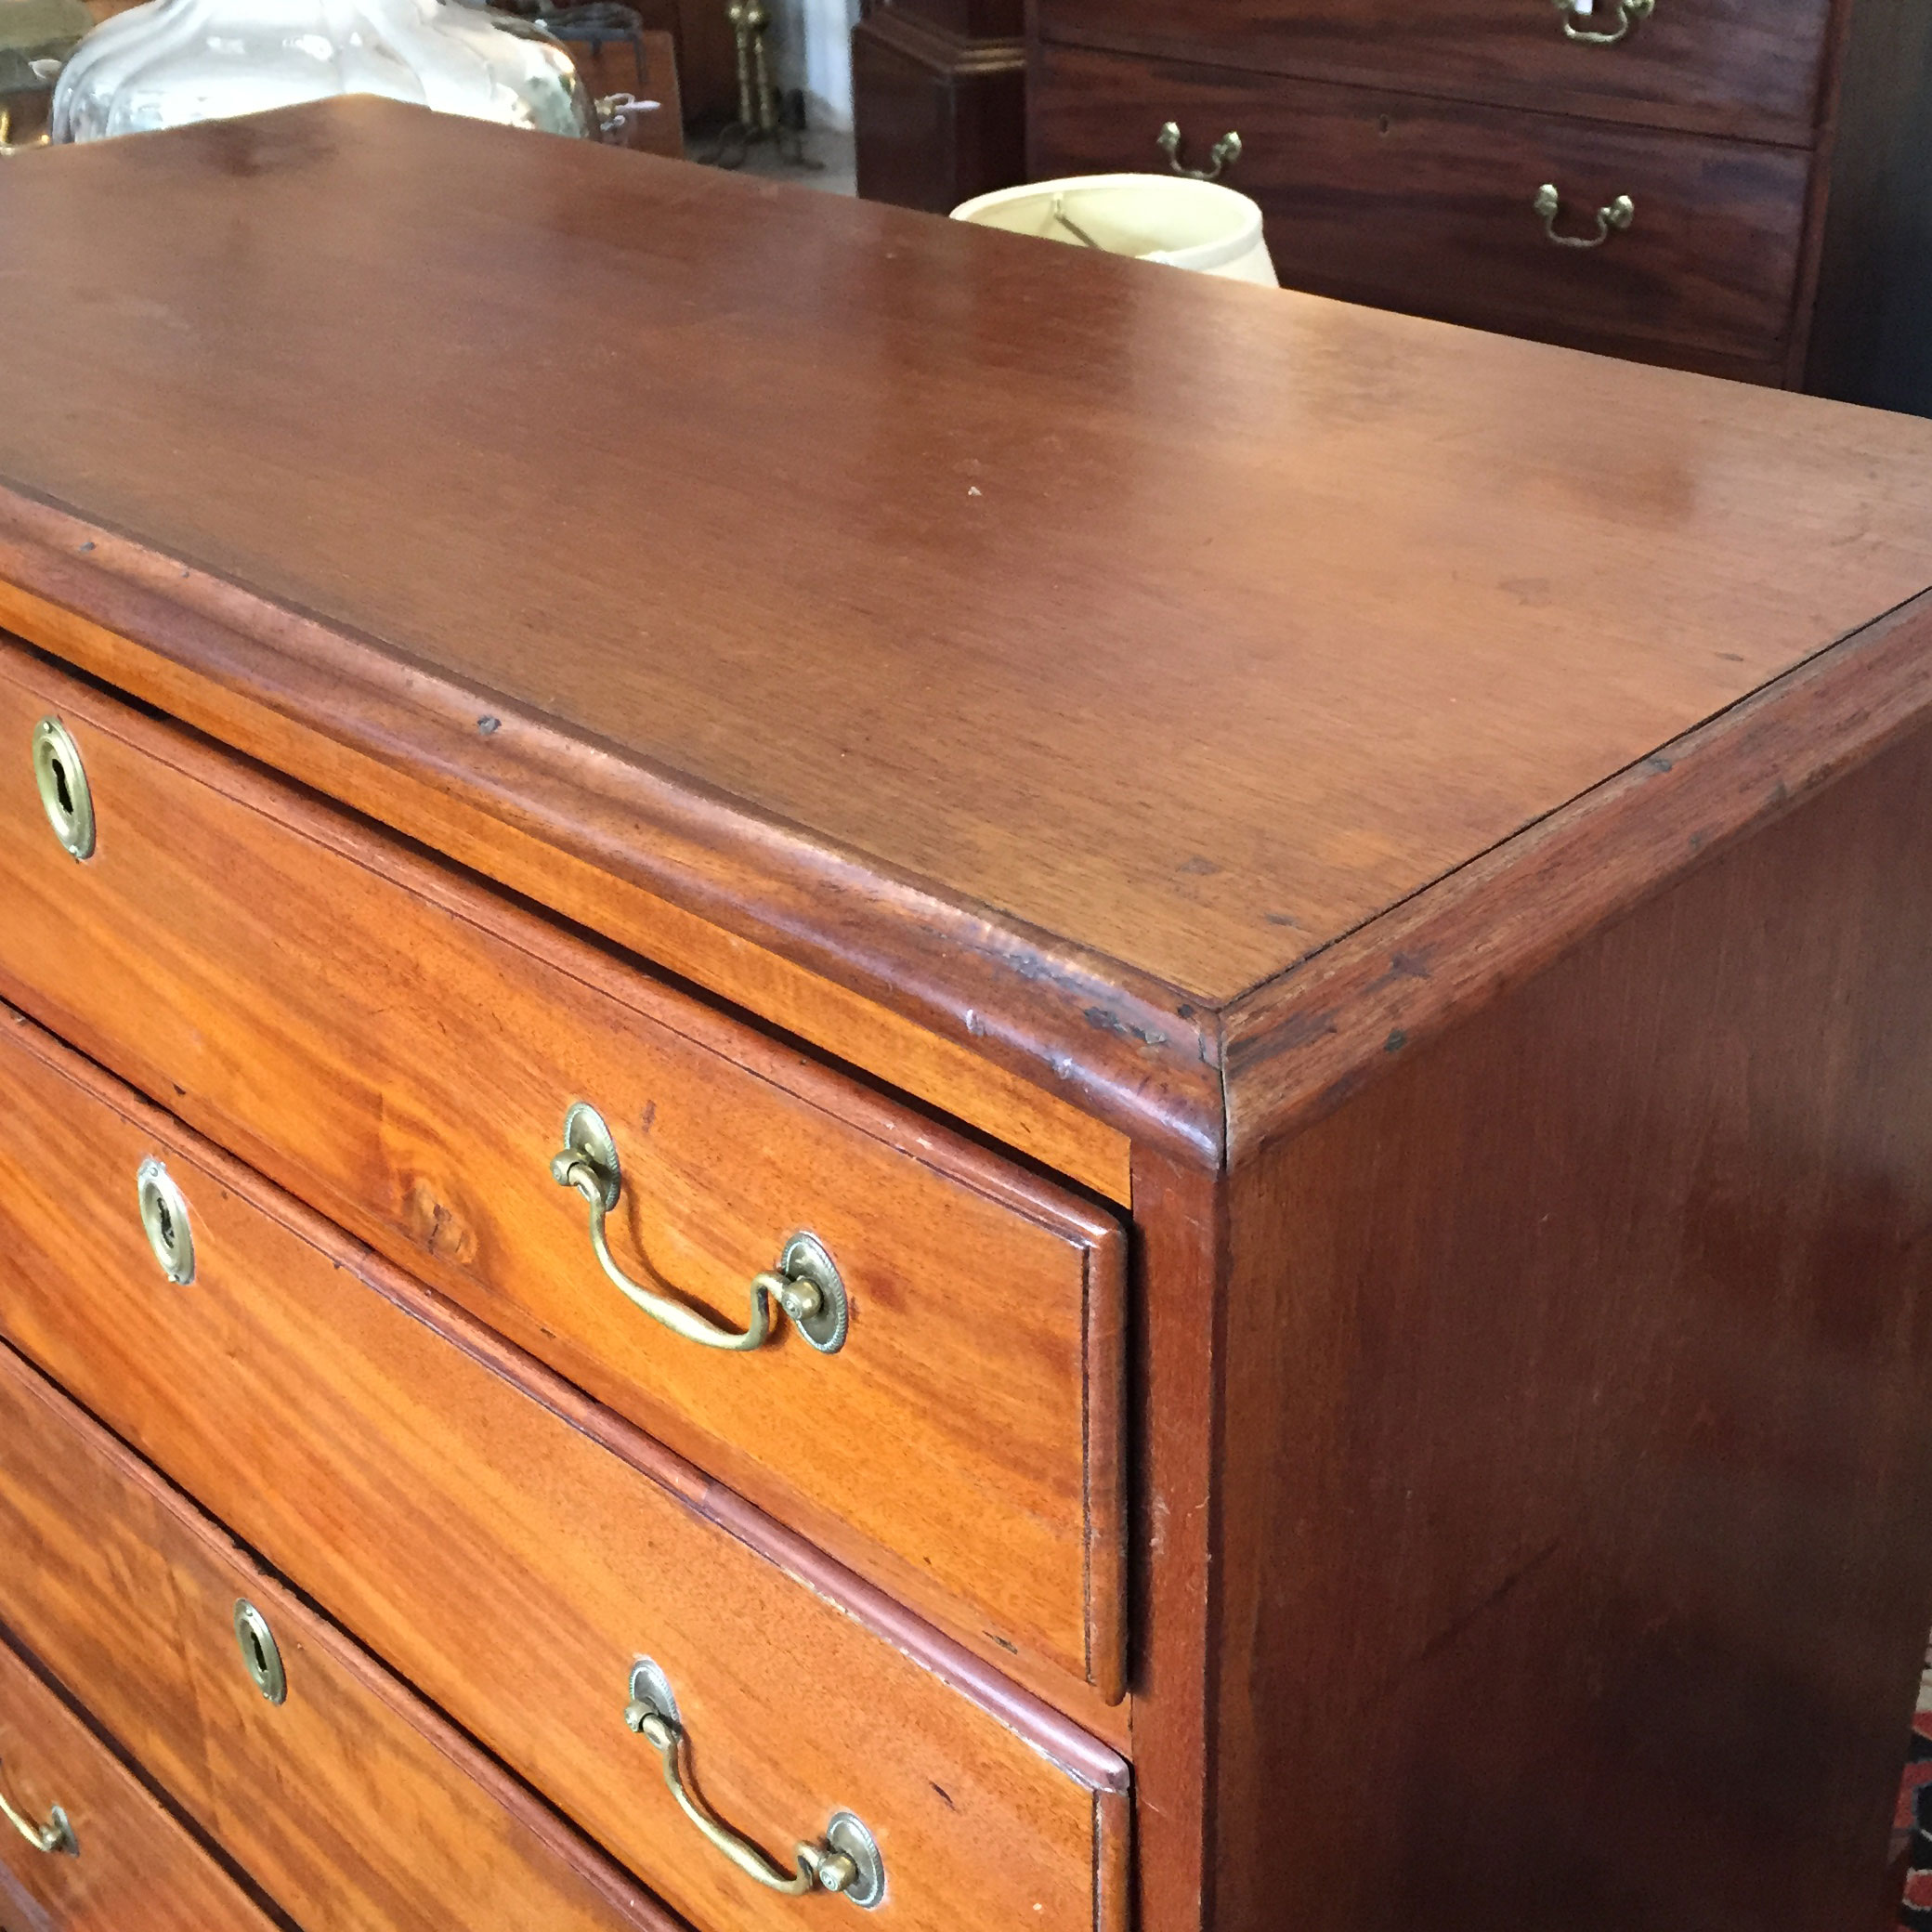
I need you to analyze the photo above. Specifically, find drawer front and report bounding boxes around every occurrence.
[1030,45,1811,364]
[0,1630,279,1932]
[0,1007,1132,1932]
[0,642,1124,1703]
[1032,0,1833,142]
[0,1346,680,1932]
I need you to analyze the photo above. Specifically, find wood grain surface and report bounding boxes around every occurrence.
[1222,587,1932,1161]
[852,3,1026,213]
[0,570,1146,1196]
[1030,0,1836,143]
[0,641,1126,1704]
[1120,1148,1225,1932]
[0,99,1929,1112]
[0,1350,685,1932]
[0,1628,283,1932]
[1213,708,1932,1930]
[1030,44,1813,361]
[0,1004,1131,1932]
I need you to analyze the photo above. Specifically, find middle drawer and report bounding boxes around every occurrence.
[0,999,1132,1932]
[0,640,1124,1703]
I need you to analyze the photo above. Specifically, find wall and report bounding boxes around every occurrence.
[769,0,856,130]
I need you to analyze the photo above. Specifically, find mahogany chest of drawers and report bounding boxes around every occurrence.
[5,98,1932,1932]
[861,0,1932,408]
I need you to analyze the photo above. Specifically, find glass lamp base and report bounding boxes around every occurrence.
[52,0,594,141]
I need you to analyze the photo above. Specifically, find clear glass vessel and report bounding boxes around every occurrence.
[51,0,594,141]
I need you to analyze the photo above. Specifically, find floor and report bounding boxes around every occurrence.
[692,125,855,196]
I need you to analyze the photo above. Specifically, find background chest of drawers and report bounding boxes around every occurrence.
[7,99,1932,1932]
[858,0,1932,411]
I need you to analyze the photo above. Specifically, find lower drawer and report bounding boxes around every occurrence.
[0,1341,680,1932]
[0,1628,278,1932]
[1029,42,1812,365]
[0,1005,1131,1932]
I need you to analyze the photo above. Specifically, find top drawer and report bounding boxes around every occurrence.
[0,642,1125,1704]
[1032,0,1834,143]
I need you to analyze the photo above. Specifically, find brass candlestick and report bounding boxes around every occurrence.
[727,0,776,139]
[711,0,818,169]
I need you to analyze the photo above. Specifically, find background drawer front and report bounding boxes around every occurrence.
[0,1349,680,1932]
[0,1630,279,1932]
[0,644,1124,1704]
[1030,45,1811,365]
[0,1008,1133,1932]
[1032,0,1834,142]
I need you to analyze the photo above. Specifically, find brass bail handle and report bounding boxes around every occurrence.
[0,1759,78,1858]
[1157,120,1241,180]
[550,1103,849,1354]
[1533,181,1635,247]
[1552,0,1654,43]
[623,1662,884,1908]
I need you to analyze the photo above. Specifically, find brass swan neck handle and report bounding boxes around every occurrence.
[0,1759,78,1858]
[1533,181,1636,247]
[623,1660,884,1908]
[1552,0,1655,44]
[551,1103,848,1354]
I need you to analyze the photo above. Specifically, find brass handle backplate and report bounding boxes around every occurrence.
[552,1103,848,1353]
[0,1759,77,1858]
[1552,0,1654,43]
[1533,181,1635,247]
[624,1660,884,1908]
[1157,120,1241,180]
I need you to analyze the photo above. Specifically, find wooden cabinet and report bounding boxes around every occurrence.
[1019,0,1932,398]
[7,99,1932,1932]
[853,0,1026,213]
[1030,41,1816,378]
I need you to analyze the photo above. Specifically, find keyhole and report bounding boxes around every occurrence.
[154,1198,175,1251]
[49,756,72,818]
[233,1600,286,1703]
[1377,114,1391,136]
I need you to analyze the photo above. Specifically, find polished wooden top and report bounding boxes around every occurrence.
[4,100,1931,1025]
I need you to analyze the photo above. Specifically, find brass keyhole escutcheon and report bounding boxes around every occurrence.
[31,716,96,862]
[137,1158,195,1285]
[233,1599,288,1705]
